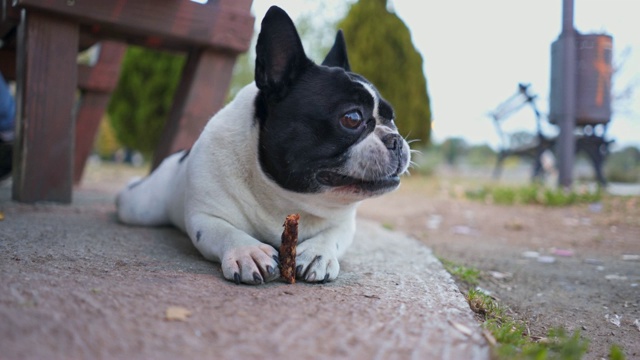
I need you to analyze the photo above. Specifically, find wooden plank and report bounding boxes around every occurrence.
[14,0,254,53]
[12,11,78,203]
[0,49,16,80]
[77,41,126,93]
[151,48,236,169]
[73,92,111,184]
[74,41,126,184]
[0,0,20,38]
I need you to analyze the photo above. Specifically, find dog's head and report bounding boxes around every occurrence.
[255,6,410,200]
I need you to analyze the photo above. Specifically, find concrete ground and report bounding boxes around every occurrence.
[0,179,488,359]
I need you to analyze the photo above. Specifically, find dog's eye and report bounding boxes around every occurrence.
[340,111,363,130]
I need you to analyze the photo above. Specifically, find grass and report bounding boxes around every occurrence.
[609,344,626,360]
[438,257,480,286]
[465,184,602,207]
[381,222,395,231]
[440,258,591,359]
[466,288,589,360]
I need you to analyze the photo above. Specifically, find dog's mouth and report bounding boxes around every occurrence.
[316,171,400,193]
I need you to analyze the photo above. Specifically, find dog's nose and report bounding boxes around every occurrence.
[382,133,402,150]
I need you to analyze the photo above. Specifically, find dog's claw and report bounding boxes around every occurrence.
[294,244,339,283]
[233,272,241,285]
[253,271,263,284]
[272,255,280,265]
[266,265,275,275]
[306,271,316,282]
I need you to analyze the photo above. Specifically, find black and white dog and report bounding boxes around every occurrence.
[116,6,410,285]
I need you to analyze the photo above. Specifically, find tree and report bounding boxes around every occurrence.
[107,46,185,158]
[93,116,120,159]
[441,137,467,165]
[338,0,431,146]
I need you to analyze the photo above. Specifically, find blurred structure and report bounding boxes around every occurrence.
[490,84,555,182]
[492,0,615,186]
[549,0,613,188]
[491,81,613,185]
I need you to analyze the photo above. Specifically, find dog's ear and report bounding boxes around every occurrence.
[255,6,312,95]
[321,30,351,72]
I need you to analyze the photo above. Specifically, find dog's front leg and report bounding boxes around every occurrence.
[187,213,280,285]
[295,219,355,283]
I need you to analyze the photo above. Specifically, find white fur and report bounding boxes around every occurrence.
[341,81,411,183]
[117,83,358,284]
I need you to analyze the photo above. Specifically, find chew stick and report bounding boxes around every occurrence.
[279,213,300,284]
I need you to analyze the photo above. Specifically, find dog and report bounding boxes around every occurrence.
[116,6,411,285]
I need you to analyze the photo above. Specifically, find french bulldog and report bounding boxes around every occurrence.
[116,6,411,285]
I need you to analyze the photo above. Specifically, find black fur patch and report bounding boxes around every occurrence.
[253,6,395,194]
[256,66,382,193]
[196,230,202,242]
[127,177,147,190]
[179,148,191,163]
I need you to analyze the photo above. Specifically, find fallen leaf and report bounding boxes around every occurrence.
[605,274,628,281]
[482,329,497,346]
[165,306,192,321]
[449,320,472,337]
[605,314,621,327]
[489,271,512,280]
[504,219,523,231]
[521,251,539,259]
[0,211,4,221]
[551,248,574,257]
[537,255,556,264]
[452,225,472,235]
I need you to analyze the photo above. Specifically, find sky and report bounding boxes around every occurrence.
[250,0,640,150]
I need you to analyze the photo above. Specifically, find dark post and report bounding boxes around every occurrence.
[557,0,576,189]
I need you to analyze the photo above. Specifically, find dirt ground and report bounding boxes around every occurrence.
[5,161,638,359]
[0,162,490,359]
[358,169,640,359]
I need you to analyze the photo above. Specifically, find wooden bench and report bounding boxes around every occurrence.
[0,0,254,203]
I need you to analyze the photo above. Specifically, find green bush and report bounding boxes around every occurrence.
[605,146,640,183]
[108,46,185,158]
[465,184,602,206]
[93,116,120,160]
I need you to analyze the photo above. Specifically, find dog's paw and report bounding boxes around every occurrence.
[221,244,280,285]
[295,242,340,283]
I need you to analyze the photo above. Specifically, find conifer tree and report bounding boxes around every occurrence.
[107,47,185,158]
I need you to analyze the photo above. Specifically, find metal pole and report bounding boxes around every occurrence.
[558,0,576,189]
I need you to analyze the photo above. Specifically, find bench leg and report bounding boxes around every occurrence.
[493,151,508,179]
[151,49,237,169]
[74,42,126,184]
[12,11,78,203]
[577,136,609,186]
[73,92,112,184]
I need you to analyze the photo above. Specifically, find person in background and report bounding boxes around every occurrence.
[0,72,15,181]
